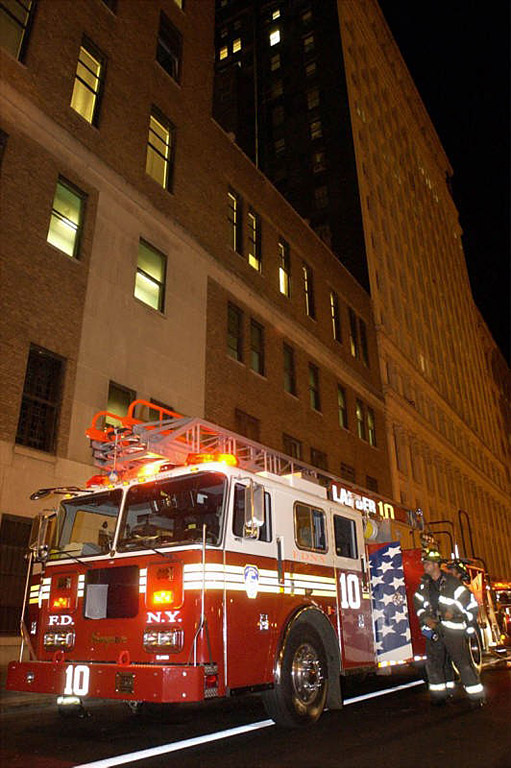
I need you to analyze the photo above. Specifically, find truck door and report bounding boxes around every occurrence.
[331,511,375,669]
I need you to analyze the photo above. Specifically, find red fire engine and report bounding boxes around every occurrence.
[7,401,444,726]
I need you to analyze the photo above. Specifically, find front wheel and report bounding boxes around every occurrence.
[263,624,327,728]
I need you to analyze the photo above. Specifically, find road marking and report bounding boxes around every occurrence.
[73,680,425,767]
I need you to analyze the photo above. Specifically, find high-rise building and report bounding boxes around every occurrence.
[213,0,510,577]
[0,0,390,660]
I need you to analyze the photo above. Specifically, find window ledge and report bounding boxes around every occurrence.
[249,369,267,381]
[133,297,167,318]
[13,444,58,464]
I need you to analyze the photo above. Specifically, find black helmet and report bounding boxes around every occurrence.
[421,549,443,563]
[447,559,470,583]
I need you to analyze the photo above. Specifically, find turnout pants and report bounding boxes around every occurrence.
[425,628,484,702]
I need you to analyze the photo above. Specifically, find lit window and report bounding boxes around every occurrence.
[106,381,135,427]
[303,33,314,54]
[272,9,280,20]
[219,45,228,60]
[227,303,243,362]
[337,385,348,429]
[303,263,315,319]
[16,345,64,453]
[228,188,242,254]
[70,39,105,126]
[310,119,322,140]
[349,308,358,358]
[156,12,182,82]
[269,28,280,46]
[367,408,376,446]
[283,343,296,395]
[0,0,35,61]
[47,178,86,259]
[135,240,166,312]
[247,209,261,271]
[146,110,174,191]
[278,239,290,296]
[232,37,241,53]
[330,291,341,342]
[356,399,366,440]
[305,61,317,77]
[250,319,265,375]
[309,364,321,411]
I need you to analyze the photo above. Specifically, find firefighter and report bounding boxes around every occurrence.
[413,549,485,708]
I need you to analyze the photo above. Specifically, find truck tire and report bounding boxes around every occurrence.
[263,624,327,728]
[466,630,482,674]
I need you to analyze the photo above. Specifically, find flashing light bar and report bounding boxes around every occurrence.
[186,453,238,467]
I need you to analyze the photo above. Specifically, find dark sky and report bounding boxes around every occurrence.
[378,0,510,363]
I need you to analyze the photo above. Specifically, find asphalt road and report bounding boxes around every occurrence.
[1,666,510,768]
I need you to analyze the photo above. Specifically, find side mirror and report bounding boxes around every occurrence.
[29,511,56,562]
[244,482,265,538]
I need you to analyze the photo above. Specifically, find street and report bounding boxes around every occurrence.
[1,666,509,768]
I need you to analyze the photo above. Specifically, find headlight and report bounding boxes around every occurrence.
[143,628,183,652]
[44,631,75,649]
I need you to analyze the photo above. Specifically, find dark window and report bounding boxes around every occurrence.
[349,308,358,358]
[0,128,8,167]
[228,188,243,254]
[340,462,356,483]
[250,319,265,375]
[0,0,36,61]
[101,0,117,10]
[227,303,243,362]
[333,515,358,559]
[0,514,31,633]
[233,484,272,541]
[303,263,315,319]
[16,345,64,453]
[356,399,366,440]
[367,407,376,446]
[330,290,341,342]
[283,343,296,395]
[294,503,326,552]
[366,475,379,492]
[337,385,348,428]
[235,409,260,441]
[84,565,139,619]
[146,108,175,191]
[310,447,327,471]
[135,239,166,312]
[106,381,135,427]
[70,37,106,126]
[283,433,302,460]
[156,12,182,82]
[360,318,369,366]
[47,177,86,259]
[309,363,321,411]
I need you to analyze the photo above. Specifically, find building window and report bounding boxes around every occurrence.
[271,79,283,99]
[135,240,166,312]
[312,149,326,173]
[106,381,135,427]
[278,239,290,296]
[310,447,327,471]
[16,344,64,453]
[283,343,296,395]
[303,33,314,54]
[337,385,348,428]
[349,307,358,358]
[250,319,265,375]
[227,303,243,362]
[156,12,182,82]
[235,409,260,441]
[356,399,366,440]
[47,177,86,258]
[283,433,302,460]
[270,53,280,71]
[366,475,379,493]
[0,514,31,633]
[70,38,106,125]
[294,503,326,552]
[247,209,261,271]
[272,104,284,126]
[310,119,322,140]
[307,88,319,110]
[314,185,328,209]
[232,37,241,53]
[219,44,228,60]
[274,136,285,156]
[330,291,341,342]
[0,0,35,61]
[360,318,369,366]
[146,109,175,191]
[367,407,376,446]
[303,263,315,318]
[228,188,242,254]
[101,0,117,10]
[305,60,316,77]
[309,363,321,411]
[269,27,280,46]
[340,462,356,483]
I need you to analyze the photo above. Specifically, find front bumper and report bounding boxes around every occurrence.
[6,660,211,703]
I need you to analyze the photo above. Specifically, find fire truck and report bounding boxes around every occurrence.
[7,401,445,727]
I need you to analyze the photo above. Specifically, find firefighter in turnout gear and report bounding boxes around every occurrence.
[413,550,485,706]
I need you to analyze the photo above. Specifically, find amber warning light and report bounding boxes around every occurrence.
[186,453,238,467]
[152,590,174,606]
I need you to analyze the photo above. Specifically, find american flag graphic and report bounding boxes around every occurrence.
[368,541,413,663]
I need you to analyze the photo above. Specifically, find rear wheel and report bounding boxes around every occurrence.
[467,630,482,674]
[263,624,327,728]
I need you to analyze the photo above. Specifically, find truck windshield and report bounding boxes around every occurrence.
[49,490,123,560]
[118,471,226,551]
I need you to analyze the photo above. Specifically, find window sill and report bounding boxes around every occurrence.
[46,243,82,263]
[13,444,58,464]
[249,369,267,381]
[133,296,167,318]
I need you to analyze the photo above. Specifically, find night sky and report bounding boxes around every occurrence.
[378,0,510,363]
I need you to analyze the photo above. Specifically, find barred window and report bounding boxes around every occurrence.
[16,345,64,453]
